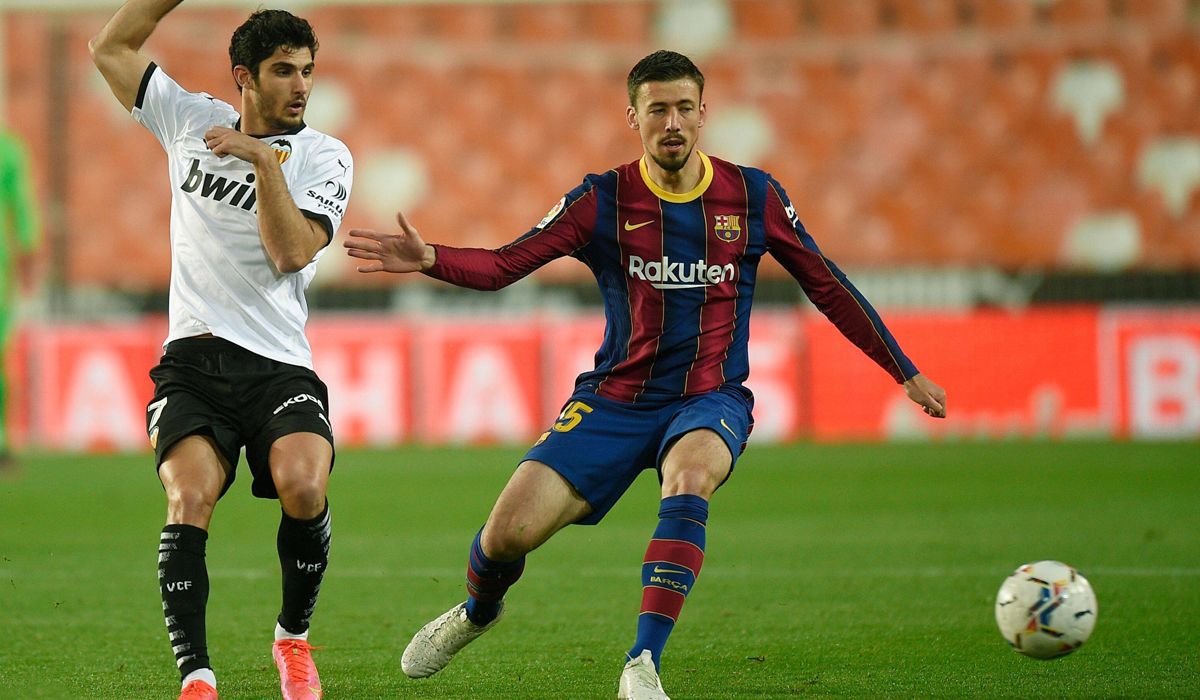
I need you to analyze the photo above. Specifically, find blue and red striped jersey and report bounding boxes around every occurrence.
[426,151,918,404]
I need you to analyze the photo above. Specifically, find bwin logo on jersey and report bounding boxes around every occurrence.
[627,255,735,290]
[181,159,257,211]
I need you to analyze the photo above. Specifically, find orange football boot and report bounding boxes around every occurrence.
[272,638,322,699]
[178,679,218,700]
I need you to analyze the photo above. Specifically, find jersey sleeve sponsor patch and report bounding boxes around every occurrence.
[536,196,566,229]
[292,140,354,241]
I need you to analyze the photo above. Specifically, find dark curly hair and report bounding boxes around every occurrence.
[626,50,705,107]
[228,9,318,91]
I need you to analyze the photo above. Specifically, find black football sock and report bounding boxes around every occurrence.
[277,502,331,635]
[159,524,211,679]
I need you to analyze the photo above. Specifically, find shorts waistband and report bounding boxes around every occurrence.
[165,335,250,354]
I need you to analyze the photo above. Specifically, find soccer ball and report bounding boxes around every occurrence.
[995,560,1097,659]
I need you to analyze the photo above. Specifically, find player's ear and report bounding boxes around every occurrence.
[698,101,706,128]
[232,65,252,92]
[626,105,639,131]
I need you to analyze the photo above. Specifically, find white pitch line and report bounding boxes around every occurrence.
[3,566,1197,594]
[201,565,1200,581]
[5,565,1197,583]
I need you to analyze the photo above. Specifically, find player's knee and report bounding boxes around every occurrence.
[275,468,327,519]
[165,485,217,526]
[479,521,534,561]
[661,462,724,499]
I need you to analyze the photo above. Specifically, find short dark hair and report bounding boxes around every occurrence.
[228,9,319,91]
[626,50,705,107]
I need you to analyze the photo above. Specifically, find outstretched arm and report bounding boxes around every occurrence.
[345,211,436,273]
[763,178,947,418]
[89,0,184,112]
[346,187,596,291]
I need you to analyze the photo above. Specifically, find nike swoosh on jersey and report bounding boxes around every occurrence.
[720,418,738,438]
[652,565,689,575]
[624,220,654,231]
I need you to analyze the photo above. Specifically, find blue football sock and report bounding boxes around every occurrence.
[627,494,709,671]
[464,528,525,625]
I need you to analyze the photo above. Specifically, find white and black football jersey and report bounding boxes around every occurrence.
[132,63,353,369]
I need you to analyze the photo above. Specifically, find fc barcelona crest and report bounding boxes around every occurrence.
[714,214,741,242]
[271,138,292,165]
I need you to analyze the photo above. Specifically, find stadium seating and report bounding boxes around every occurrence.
[4,0,1197,288]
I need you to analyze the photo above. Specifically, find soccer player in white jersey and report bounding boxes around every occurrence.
[90,3,352,699]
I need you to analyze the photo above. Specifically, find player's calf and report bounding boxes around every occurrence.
[464,529,525,625]
[627,495,708,669]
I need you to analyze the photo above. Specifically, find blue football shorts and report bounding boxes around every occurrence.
[523,386,754,525]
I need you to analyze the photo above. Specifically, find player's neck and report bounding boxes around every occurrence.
[239,98,296,138]
[239,115,286,138]
[642,152,705,194]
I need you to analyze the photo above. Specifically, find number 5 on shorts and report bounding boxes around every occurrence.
[553,401,592,433]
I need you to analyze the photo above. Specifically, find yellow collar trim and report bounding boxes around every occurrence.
[639,150,713,203]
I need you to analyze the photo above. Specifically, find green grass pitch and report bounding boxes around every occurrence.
[1,441,1197,698]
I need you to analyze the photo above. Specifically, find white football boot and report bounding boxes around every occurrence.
[617,650,670,700]
[401,601,503,678]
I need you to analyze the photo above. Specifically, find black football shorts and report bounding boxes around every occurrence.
[146,336,335,499]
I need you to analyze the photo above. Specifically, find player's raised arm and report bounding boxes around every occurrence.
[89,0,183,112]
[345,211,437,274]
[347,186,595,291]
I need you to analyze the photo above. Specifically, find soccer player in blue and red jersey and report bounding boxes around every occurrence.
[345,50,947,700]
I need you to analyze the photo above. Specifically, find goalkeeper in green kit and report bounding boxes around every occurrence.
[0,128,39,469]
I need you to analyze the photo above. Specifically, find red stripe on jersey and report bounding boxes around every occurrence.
[685,160,748,394]
[644,538,705,574]
[598,165,664,402]
[639,586,687,620]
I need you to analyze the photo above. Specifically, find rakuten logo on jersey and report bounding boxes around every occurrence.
[627,255,736,289]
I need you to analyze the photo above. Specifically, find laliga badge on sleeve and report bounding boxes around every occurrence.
[536,196,566,229]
